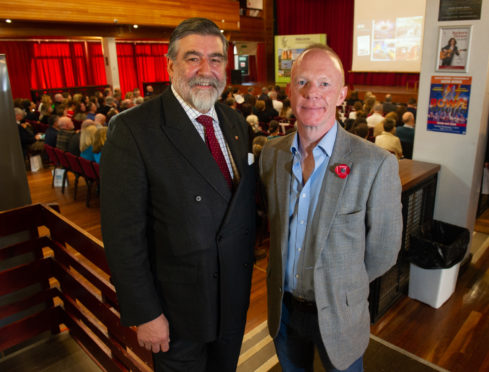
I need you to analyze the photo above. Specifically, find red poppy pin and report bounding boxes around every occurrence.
[334,164,350,179]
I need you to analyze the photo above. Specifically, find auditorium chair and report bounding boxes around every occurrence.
[65,152,85,200]
[78,157,99,207]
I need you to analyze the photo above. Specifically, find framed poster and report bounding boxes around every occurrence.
[436,26,471,72]
[274,34,326,84]
[438,0,482,21]
[427,76,471,135]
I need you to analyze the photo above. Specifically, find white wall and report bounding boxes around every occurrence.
[413,0,489,231]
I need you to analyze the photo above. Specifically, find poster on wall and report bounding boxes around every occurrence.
[438,0,482,21]
[427,76,471,135]
[436,26,471,72]
[274,34,326,84]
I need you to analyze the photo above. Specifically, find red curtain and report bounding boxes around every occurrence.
[0,41,32,99]
[117,42,169,97]
[276,0,419,87]
[87,42,107,86]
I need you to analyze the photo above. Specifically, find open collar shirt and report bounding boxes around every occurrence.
[285,122,338,300]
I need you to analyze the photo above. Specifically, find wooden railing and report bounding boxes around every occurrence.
[0,203,153,371]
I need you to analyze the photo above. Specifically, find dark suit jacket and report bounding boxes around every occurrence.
[101,88,256,342]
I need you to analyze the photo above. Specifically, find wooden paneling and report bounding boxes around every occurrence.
[0,0,240,31]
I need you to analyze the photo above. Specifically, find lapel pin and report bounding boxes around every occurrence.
[235,136,239,140]
[334,164,350,179]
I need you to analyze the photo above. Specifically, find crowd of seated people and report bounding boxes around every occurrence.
[341,90,417,159]
[218,84,297,140]
[13,85,154,170]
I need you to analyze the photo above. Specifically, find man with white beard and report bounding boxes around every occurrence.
[101,18,257,372]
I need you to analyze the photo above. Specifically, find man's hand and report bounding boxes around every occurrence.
[137,313,170,353]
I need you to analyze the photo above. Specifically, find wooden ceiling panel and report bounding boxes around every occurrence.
[0,0,240,31]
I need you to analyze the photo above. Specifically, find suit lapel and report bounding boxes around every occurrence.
[275,136,294,269]
[306,126,353,263]
[159,89,232,201]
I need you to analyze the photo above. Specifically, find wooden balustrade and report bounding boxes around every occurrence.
[0,203,153,371]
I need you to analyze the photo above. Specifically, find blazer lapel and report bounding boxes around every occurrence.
[306,126,353,263]
[159,89,232,201]
[275,136,294,270]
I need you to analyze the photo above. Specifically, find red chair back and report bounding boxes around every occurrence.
[79,157,97,181]
[65,152,83,174]
[54,148,70,169]
[44,144,60,166]
[92,161,100,179]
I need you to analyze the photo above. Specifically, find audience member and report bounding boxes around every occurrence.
[374,111,397,137]
[407,98,417,119]
[280,98,293,119]
[44,115,60,148]
[397,112,415,145]
[94,113,107,127]
[232,87,244,104]
[382,94,396,115]
[56,116,76,152]
[346,90,360,106]
[99,96,115,116]
[269,91,283,113]
[73,101,87,123]
[145,85,154,97]
[16,107,44,155]
[92,126,107,163]
[267,120,281,140]
[258,86,268,100]
[86,102,98,120]
[348,101,363,120]
[375,118,403,159]
[367,103,384,129]
[226,97,238,111]
[80,125,98,161]
[39,94,54,124]
[106,108,119,123]
[244,87,255,103]
[352,122,369,139]
[257,97,278,125]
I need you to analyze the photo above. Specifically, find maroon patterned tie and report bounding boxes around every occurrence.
[196,115,233,189]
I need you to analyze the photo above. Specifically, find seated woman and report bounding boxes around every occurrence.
[79,125,98,162]
[92,127,108,164]
[375,118,403,159]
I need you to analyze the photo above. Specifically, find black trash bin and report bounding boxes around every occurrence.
[408,220,469,308]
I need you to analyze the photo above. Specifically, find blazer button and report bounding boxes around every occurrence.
[195,195,202,202]
[243,263,250,268]
[213,272,218,278]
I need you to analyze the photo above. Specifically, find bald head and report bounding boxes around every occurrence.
[58,116,74,130]
[292,44,345,86]
[402,111,415,126]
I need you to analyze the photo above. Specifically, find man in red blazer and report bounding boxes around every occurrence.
[101,18,256,371]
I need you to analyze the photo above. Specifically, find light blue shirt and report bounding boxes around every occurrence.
[285,122,338,299]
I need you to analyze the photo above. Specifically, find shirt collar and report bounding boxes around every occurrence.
[291,121,338,158]
[171,85,218,123]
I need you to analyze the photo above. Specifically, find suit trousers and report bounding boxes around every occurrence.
[152,329,245,372]
[274,293,364,372]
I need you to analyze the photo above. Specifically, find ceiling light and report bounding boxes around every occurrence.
[5,19,12,23]
[133,24,139,29]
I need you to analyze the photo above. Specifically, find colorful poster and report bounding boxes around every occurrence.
[427,76,471,135]
[274,34,326,84]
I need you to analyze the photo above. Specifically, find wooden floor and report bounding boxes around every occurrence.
[25,166,489,371]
